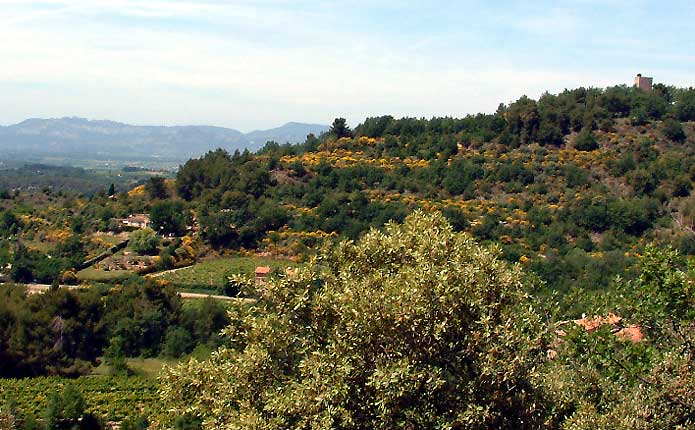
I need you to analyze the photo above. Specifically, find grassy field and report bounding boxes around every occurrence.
[156,256,293,291]
[91,232,126,247]
[23,239,52,253]
[125,357,175,377]
[76,266,133,282]
[91,357,175,378]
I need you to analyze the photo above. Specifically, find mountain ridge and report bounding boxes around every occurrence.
[0,117,329,164]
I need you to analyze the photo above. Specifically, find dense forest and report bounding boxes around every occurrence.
[0,280,230,378]
[2,82,695,429]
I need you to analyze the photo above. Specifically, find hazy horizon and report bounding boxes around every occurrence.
[0,116,329,134]
[2,0,694,132]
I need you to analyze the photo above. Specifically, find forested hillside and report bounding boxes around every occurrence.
[4,83,695,314]
[169,83,695,312]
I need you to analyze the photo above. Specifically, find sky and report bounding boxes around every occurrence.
[1,0,693,132]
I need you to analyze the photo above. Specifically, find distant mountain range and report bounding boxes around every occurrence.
[0,117,328,164]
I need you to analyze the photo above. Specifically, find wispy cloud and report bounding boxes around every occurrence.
[516,8,578,36]
[0,1,693,130]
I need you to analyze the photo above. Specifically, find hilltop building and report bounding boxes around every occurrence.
[634,73,653,92]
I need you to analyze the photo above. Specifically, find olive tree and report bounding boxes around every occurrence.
[160,211,548,429]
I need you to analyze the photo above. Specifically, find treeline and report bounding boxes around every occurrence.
[9,239,86,284]
[353,84,695,155]
[0,280,230,377]
[175,149,289,248]
[176,150,412,244]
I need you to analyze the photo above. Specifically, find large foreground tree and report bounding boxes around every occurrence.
[160,211,548,429]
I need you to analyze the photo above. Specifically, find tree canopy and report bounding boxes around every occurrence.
[329,117,353,139]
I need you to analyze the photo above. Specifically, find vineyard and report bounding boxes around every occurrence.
[0,376,163,422]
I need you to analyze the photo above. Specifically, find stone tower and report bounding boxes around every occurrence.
[634,73,653,92]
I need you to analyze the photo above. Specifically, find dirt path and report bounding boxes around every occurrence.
[6,283,250,303]
[146,265,194,278]
[178,292,254,303]
[25,283,81,294]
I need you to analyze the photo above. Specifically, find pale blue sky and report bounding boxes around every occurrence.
[1,0,693,131]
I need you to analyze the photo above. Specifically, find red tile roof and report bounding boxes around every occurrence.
[615,324,644,343]
[255,266,271,276]
[573,313,622,333]
[569,313,643,343]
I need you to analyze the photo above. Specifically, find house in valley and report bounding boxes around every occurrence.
[116,214,150,229]
[255,266,272,285]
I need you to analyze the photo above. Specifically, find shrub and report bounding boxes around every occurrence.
[161,327,194,358]
[44,384,89,429]
[103,336,131,376]
[121,415,149,430]
[662,118,686,142]
[542,247,695,429]
[0,402,16,430]
[575,128,599,151]
[61,270,78,285]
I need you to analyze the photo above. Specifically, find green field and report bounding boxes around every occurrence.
[76,265,133,282]
[91,233,126,247]
[23,239,52,253]
[1,358,181,422]
[90,357,175,379]
[155,256,293,291]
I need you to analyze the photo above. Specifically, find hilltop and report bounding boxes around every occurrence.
[170,83,695,309]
